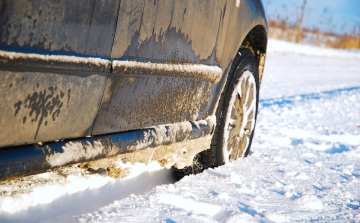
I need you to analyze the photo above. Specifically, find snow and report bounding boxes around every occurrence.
[112,60,223,83]
[46,141,109,167]
[0,50,110,67]
[157,194,223,216]
[0,50,222,83]
[1,39,360,222]
[0,163,177,222]
[46,116,215,178]
[0,162,166,214]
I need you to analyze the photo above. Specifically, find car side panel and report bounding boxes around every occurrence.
[0,0,121,147]
[92,0,267,135]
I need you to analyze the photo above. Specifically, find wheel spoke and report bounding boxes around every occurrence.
[235,92,241,113]
[239,136,248,156]
[240,81,247,105]
[230,106,237,121]
[229,128,237,142]
[246,85,254,108]
[230,138,239,160]
[247,110,254,123]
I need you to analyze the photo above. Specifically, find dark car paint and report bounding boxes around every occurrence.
[0,0,267,149]
[0,0,119,58]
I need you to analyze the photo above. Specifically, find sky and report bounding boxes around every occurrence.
[264,0,360,35]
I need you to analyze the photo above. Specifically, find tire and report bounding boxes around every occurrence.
[175,47,259,179]
[203,47,259,168]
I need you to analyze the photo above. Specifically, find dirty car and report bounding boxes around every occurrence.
[0,0,267,180]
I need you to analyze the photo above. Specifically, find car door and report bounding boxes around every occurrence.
[92,0,227,135]
[0,0,120,147]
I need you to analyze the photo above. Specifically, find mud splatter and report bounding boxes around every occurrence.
[13,101,22,116]
[14,86,71,139]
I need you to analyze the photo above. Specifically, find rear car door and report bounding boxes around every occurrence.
[0,0,120,147]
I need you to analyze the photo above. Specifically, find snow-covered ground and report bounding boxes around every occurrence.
[1,39,360,222]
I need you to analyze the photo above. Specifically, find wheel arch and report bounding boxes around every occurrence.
[240,25,268,86]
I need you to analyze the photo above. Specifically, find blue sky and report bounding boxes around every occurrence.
[265,0,360,35]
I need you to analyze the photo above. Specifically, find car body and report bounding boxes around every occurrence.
[0,0,267,180]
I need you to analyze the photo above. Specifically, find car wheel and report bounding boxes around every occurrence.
[201,48,259,168]
[204,47,259,167]
[174,47,259,179]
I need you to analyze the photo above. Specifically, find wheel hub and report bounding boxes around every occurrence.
[224,70,257,162]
